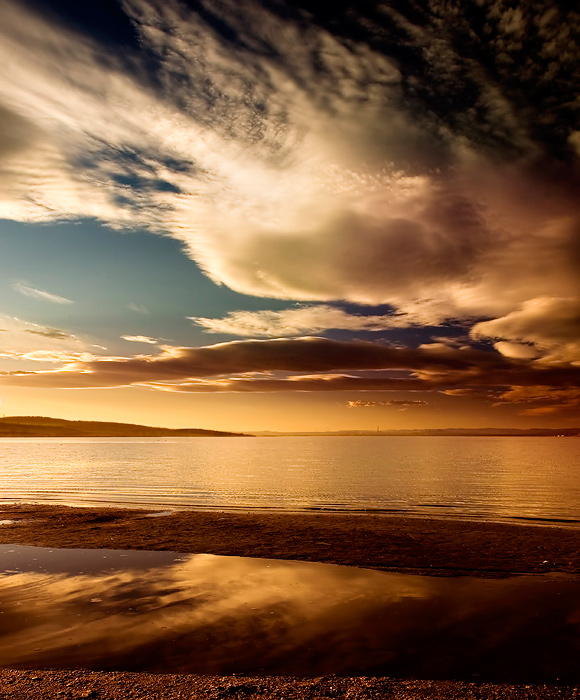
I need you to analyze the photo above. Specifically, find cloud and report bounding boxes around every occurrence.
[0,337,502,388]
[2,337,580,398]
[150,374,428,394]
[24,328,74,340]
[347,400,427,408]
[14,351,97,363]
[443,383,580,415]
[472,298,580,363]
[491,385,580,415]
[121,335,159,345]
[190,305,417,336]
[492,342,541,360]
[127,304,149,314]
[13,282,73,305]
[0,0,578,366]
[0,315,84,356]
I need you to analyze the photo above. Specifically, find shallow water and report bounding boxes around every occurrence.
[1,436,580,524]
[1,545,580,682]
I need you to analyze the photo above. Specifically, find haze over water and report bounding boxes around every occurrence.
[1,437,579,524]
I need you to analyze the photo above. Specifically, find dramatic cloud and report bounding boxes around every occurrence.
[472,298,580,363]
[13,282,73,305]
[0,0,578,335]
[2,338,580,403]
[191,305,416,336]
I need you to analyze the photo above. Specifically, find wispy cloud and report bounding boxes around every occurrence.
[127,303,149,314]
[347,400,428,408]
[121,335,159,344]
[14,350,96,363]
[0,314,82,355]
[13,282,73,305]
[24,327,74,340]
[190,305,417,336]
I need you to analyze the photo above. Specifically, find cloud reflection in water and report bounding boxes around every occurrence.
[1,545,580,682]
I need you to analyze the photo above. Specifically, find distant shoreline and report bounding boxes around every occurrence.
[254,428,580,437]
[0,416,578,437]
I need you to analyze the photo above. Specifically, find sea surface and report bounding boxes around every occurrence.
[0,436,579,524]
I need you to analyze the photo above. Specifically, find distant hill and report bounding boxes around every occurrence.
[0,416,249,438]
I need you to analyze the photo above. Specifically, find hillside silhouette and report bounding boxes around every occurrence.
[0,416,249,437]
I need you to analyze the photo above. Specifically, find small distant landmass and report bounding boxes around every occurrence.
[0,416,250,438]
[255,428,580,437]
[0,417,577,438]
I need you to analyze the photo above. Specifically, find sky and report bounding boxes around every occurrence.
[0,0,579,431]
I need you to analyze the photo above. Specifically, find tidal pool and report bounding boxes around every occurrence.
[1,544,580,682]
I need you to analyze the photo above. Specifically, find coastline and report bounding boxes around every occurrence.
[2,504,580,699]
[2,503,580,577]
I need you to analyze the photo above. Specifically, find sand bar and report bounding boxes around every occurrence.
[1,504,580,577]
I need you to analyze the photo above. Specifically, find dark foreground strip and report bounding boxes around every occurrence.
[1,671,579,700]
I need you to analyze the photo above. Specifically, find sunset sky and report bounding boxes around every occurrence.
[0,0,579,431]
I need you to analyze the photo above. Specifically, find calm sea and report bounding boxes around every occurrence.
[1,436,579,525]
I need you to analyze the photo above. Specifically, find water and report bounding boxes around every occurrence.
[0,436,579,524]
[3,544,580,682]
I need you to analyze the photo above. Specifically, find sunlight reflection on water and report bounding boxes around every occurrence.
[1,436,579,523]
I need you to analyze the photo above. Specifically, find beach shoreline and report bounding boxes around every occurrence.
[2,504,580,699]
[2,503,580,577]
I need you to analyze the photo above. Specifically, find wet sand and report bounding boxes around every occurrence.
[1,504,580,698]
[2,503,580,577]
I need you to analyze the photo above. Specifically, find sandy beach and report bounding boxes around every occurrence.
[2,504,580,698]
[2,504,580,577]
